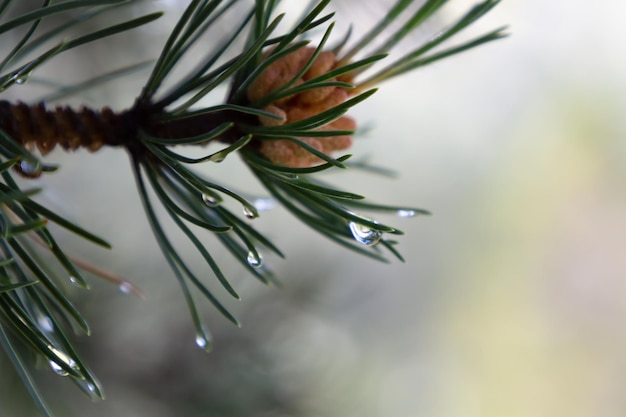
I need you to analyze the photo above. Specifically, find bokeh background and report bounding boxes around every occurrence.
[2,0,626,416]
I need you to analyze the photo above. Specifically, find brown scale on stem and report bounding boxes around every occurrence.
[0,100,135,155]
[247,46,356,167]
[0,100,247,177]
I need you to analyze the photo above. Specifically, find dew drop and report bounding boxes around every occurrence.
[70,275,89,289]
[246,251,263,268]
[253,197,276,212]
[38,315,54,332]
[19,160,41,176]
[118,281,133,295]
[195,335,208,349]
[195,329,212,352]
[82,379,103,400]
[15,72,31,85]
[202,193,219,207]
[48,347,78,377]
[86,383,98,396]
[348,221,382,246]
[49,360,68,376]
[243,206,258,219]
[397,209,417,218]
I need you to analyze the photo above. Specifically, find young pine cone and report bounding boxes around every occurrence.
[247,47,356,167]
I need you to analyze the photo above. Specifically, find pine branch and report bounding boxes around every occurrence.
[0,0,506,415]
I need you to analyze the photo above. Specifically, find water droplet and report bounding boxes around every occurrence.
[209,150,227,163]
[397,209,417,218]
[202,193,220,207]
[253,197,276,212]
[68,275,89,289]
[49,360,68,376]
[243,206,258,219]
[195,334,207,349]
[47,347,77,377]
[118,282,133,295]
[15,73,30,85]
[195,328,212,352]
[348,222,382,246]
[246,251,263,268]
[38,315,54,332]
[81,379,103,400]
[19,160,41,176]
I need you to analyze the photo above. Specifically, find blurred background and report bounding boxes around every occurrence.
[2,0,626,416]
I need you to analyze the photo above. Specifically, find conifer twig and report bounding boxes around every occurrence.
[0,1,506,415]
